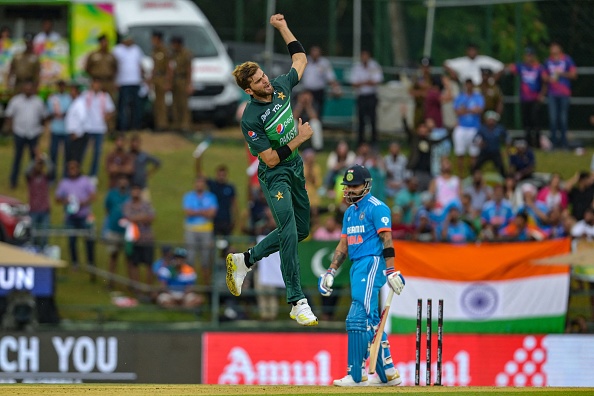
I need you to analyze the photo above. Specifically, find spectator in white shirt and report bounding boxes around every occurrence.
[81,78,115,182]
[349,50,383,146]
[384,142,408,198]
[571,208,594,241]
[33,19,61,53]
[113,35,144,131]
[65,83,88,165]
[444,43,504,86]
[298,46,342,121]
[4,82,47,189]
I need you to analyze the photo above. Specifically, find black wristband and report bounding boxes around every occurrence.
[383,247,395,258]
[276,145,293,162]
[287,40,305,57]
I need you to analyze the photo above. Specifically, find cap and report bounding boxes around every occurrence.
[520,183,537,195]
[341,164,372,186]
[484,110,500,121]
[173,247,188,258]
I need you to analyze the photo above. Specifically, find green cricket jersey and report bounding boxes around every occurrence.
[241,68,300,164]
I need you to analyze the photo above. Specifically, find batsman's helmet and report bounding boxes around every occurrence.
[342,164,372,204]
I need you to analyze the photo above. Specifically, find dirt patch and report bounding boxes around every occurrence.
[133,132,193,154]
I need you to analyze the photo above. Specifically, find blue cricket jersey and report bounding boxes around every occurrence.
[342,194,392,261]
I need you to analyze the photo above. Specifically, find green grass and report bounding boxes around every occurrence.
[1,129,593,325]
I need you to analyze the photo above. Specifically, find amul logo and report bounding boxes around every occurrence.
[217,347,332,385]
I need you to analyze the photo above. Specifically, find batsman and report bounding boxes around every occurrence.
[319,165,406,386]
[227,14,318,326]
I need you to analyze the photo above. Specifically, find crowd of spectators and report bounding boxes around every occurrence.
[4,31,592,319]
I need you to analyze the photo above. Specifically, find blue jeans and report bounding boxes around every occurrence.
[84,133,104,177]
[30,211,50,247]
[117,85,142,131]
[50,133,70,179]
[548,96,570,148]
[10,135,39,188]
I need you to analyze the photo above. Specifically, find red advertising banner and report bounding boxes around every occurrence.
[202,333,547,386]
[202,333,347,385]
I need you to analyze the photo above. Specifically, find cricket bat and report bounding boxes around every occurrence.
[368,289,395,374]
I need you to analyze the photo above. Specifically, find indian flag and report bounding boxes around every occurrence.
[387,239,571,334]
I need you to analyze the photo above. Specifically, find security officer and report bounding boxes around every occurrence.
[151,31,170,131]
[8,33,40,93]
[170,36,192,131]
[85,34,118,101]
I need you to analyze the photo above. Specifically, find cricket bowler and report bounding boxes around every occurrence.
[227,14,317,326]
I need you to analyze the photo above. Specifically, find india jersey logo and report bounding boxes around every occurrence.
[276,124,285,135]
[248,131,257,139]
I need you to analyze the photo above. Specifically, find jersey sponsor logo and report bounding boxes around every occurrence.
[381,216,389,226]
[346,225,364,246]
[347,225,365,234]
[260,108,271,123]
[272,103,282,113]
[247,131,258,140]
[276,124,285,134]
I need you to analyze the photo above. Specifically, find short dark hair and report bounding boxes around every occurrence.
[152,31,163,40]
[170,36,183,44]
[516,212,528,222]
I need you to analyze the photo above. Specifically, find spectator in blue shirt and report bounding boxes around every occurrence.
[156,247,204,309]
[509,139,535,181]
[480,184,514,240]
[517,183,549,229]
[183,176,218,283]
[104,174,130,289]
[439,206,476,243]
[453,79,485,175]
[472,111,510,177]
[46,80,73,179]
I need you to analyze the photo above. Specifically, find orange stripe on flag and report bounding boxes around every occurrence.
[393,238,571,281]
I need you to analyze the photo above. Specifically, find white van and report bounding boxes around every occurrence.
[112,0,240,127]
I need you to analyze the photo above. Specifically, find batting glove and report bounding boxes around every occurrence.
[386,268,405,295]
[318,268,336,297]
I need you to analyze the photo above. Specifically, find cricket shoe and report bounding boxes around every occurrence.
[226,253,251,296]
[289,298,318,326]
[368,370,402,386]
[333,374,369,387]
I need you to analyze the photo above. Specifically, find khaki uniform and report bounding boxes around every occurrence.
[152,44,170,130]
[171,48,192,130]
[85,49,118,99]
[10,52,40,93]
